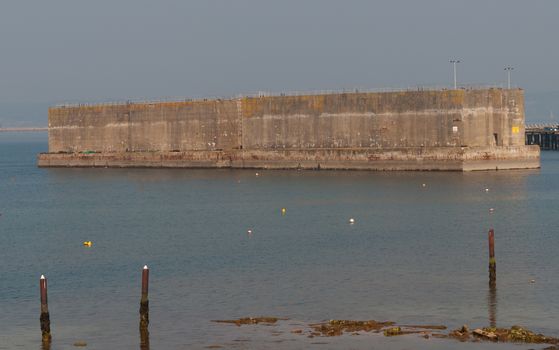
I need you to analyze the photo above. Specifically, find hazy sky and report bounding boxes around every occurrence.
[1,0,558,125]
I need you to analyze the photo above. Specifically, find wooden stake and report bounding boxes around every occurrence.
[488,229,496,283]
[140,322,150,350]
[139,265,149,329]
[488,278,497,328]
[39,275,51,342]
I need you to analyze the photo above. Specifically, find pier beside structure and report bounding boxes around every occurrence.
[526,124,559,151]
[38,88,540,171]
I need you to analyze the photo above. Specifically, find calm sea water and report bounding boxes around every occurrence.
[1,132,558,350]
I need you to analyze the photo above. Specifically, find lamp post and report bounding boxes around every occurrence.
[450,60,460,89]
[504,66,514,89]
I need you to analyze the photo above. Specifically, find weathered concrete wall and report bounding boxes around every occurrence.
[459,89,525,147]
[49,100,239,153]
[37,146,540,171]
[240,89,525,150]
[41,88,537,171]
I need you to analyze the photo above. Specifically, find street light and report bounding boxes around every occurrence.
[450,60,461,89]
[504,66,514,89]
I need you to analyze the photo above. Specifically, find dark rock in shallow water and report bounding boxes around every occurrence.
[212,317,284,326]
[384,327,403,336]
[449,325,471,342]
[461,325,559,345]
[311,320,395,337]
[213,316,559,346]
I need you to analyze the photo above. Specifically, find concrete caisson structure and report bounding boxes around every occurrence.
[37,88,540,171]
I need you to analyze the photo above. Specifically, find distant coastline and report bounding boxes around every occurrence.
[0,127,47,132]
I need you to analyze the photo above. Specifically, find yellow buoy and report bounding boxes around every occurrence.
[83,241,92,247]
[281,208,286,215]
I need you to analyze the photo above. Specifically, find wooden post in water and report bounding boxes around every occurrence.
[488,276,497,328]
[139,265,150,349]
[488,229,496,283]
[39,275,51,342]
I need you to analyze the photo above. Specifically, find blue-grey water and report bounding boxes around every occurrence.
[1,132,558,350]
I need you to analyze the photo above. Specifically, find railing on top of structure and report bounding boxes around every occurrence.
[53,84,510,109]
[525,123,559,131]
[525,124,559,150]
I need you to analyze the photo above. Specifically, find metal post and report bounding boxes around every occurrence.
[505,67,514,89]
[450,60,460,89]
[454,62,457,89]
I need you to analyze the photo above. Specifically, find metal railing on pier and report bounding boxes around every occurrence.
[525,124,559,150]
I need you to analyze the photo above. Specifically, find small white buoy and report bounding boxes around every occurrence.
[530,279,536,284]
[247,229,252,234]
[255,172,259,176]
[349,218,355,224]
[485,188,490,192]
[489,208,495,213]
[422,183,426,188]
